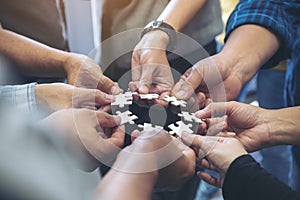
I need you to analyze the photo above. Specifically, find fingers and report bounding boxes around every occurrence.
[196,102,227,119]
[197,171,222,188]
[95,111,121,127]
[109,126,125,148]
[98,75,122,95]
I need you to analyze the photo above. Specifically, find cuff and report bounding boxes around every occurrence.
[0,82,37,113]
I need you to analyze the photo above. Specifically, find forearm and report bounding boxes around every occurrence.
[218,25,280,85]
[266,106,300,146]
[96,169,157,200]
[223,155,299,200]
[0,27,70,77]
[157,0,207,31]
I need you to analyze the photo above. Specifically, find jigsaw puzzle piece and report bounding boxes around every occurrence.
[138,123,163,132]
[168,121,193,138]
[163,95,187,107]
[116,111,138,125]
[178,111,203,123]
[139,93,159,100]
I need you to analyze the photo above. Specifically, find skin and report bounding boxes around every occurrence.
[172,25,280,102]
[0,24,122,95]
[196,101,300,152]
[39,109,124,171]
[181,133,248,188]
[96,130,196,200]
[35,83,114,113]
[129,0,208,105]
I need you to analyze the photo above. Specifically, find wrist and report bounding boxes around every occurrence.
[266,108,300,146]
[64,53,86,82]
[142,30,170,48]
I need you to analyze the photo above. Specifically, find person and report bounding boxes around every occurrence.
[172,0,300,190]
[96,130,196,200]
[180,133,300,200]
[128,0,223,104]
[0,24,122,113]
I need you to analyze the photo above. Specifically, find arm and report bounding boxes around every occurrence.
[181,134,300,200]
[173,0,292,102]
[223,155,300,200]
[96,130,196,200]
[129,0,208,101]
[157,0,207,32]
[0,25,121,94]
[172,24,280,102]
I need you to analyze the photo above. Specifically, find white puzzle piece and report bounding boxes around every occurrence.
[111,92,137,108]
[178,111,203,123]
[138,123,163,132]
[168,121,193,138]
[116,110,138,125]
[139,93,159,100]
[163,95,187,107]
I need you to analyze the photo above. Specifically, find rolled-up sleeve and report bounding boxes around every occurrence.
[0,82,37,112]
[225,0,296,68]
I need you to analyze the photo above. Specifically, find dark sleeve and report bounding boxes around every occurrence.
[222,155,300,200]
[225,0,296,68]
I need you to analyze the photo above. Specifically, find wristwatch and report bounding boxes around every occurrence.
[141,20,176,51]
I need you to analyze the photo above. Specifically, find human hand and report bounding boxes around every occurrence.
[181,133,247,188]
[114,130,195,191]
[196,101,272,152]
[129,31,174,106]
[64,53,122,95]
[172,55,243,105]
[39,109,124,171]
[35,83,114,113]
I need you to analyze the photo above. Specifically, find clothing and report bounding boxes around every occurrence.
[0,83,37,113]
[225,0,300,105]
[223,155,300,200]
[225,0,300,192]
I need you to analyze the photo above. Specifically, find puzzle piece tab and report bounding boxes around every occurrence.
[168,121,193,138]
[138,123,163,132]
[139,93,159,100]
[163,95,187,107]
[178,111,203,123]
[116,111,138,125]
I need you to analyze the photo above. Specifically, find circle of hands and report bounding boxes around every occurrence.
[38,45,268,191]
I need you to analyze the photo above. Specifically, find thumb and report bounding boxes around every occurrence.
[138,65,155,94]
[181,132,204,149]
[172,67,202,100]
[98,75,122,95]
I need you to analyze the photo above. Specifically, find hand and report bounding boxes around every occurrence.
[114,130,196,191]
[181,133,247,188]
[64,53,122,95]
[196,101,271,152]
[129,31,174,105]
[39,109,124,171]
[172,55,243,105]
[35,83,114,113]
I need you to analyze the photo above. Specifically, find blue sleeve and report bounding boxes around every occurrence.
[225,0,296,68]
[0,82,37,112]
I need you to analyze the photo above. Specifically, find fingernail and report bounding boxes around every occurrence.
[175,90,186,98]
[111,86,122,95]
[139,85,148,93]
[105,94,115,101]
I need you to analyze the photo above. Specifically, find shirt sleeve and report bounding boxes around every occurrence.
[222,154,300,200]
[0,82,37,113]
[225,0,296,68]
